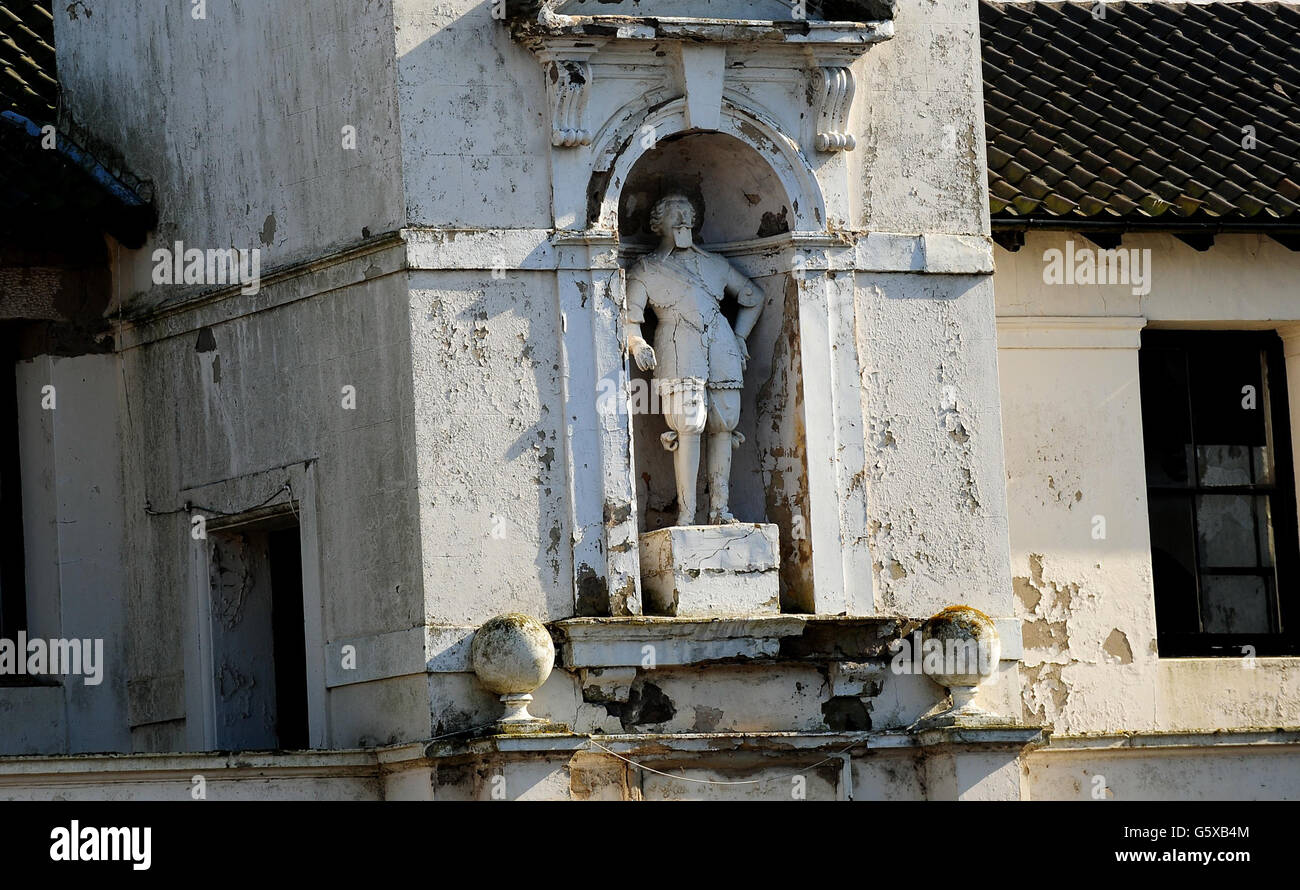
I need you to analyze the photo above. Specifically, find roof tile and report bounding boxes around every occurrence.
[984,1,1300,223]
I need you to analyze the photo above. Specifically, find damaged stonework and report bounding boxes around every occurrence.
[821,661,885,730]
[857,275,1014,621]
[1013,553,1151,733]
[533,615,1025,738]
[505,0,899,28]
[1015,554,1076,728]
[509,10,895,48]
[639,524,782,616]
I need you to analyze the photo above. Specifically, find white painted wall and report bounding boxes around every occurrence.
[4,0,1024,766]
[52,1,406,308]
[994,230,1300,735]
[2,354,130,755]
[117,259,430,752]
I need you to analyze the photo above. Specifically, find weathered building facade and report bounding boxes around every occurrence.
[0,0,1297,799]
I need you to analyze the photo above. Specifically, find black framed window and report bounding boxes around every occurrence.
[1140,329,1300,657]
[0,326,26,643]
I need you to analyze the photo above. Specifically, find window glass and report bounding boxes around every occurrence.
[1139,330,1300,656]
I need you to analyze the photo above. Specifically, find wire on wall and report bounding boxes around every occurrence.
[144,481,294,518]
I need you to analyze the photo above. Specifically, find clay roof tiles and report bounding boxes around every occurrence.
[981,1,1300,223]
[0,0,56,123]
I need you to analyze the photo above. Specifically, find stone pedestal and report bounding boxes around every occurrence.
[639,523,780,616]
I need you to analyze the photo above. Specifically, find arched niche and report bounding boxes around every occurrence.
[615,131,814,610]
[590,95,826,235]
[618,131,794,245]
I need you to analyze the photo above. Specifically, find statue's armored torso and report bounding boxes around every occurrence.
[627,247,744,390]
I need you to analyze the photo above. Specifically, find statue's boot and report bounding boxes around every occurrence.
[674,432,701,526]
[706,431,736,523]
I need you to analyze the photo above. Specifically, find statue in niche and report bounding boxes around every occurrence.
[625,193,764,526]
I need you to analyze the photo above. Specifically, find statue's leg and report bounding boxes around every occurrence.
[661,380,707,526]
[705,388,742,524]
[673,432,702,526]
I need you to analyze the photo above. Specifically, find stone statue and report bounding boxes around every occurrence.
[625,193,764,526]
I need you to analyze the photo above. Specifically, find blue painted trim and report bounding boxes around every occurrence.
[1,110,148,208]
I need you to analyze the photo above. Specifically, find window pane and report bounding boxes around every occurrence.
[1188,344,1267,450]
[1139,347,1192,486]
[1141,330,1300,655]
[1196,493,1266,568]
[1196,444,1253,486]
[1200,574,1271,634]
[1148,493,1200,633]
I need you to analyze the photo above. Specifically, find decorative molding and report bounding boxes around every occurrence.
[854,232,994,274]
[403,227,557,270]
[550,615,912,669]
[814,65,856,152]
[995,316,1147,350]
[1036,728,1300,751]
[116,231,407,347]
[402,228,992,275]
[544,58,593,147]
[516,13,893,47]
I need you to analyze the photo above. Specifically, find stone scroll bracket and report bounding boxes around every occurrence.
[547,59,592,147]
[538,44,604,149]
[813,64,856,152]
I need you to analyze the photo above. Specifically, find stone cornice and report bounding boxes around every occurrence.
[512,14,893,49]
[551,614,914,669]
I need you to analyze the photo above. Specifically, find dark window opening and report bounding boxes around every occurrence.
[1140,329,1300,656]
[0,326,26,642]
[268,526,308,750]
[208,515,308,749]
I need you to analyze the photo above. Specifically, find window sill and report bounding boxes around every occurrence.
[0,676,61,689]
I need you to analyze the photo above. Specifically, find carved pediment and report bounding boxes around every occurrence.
[510,0,892,158]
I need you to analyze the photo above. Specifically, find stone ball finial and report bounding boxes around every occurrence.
[916,605,1003,727]
[470,613,555,726]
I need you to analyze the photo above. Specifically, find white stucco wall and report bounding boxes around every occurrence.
[117,256,429,751]
[6,0,1021,764]
[52,0,406,308]
[407,269,572,624]
[995,230,1300,736]
[1,354,130,755]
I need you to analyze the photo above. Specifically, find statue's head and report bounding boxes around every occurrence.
[649,193,697,249]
